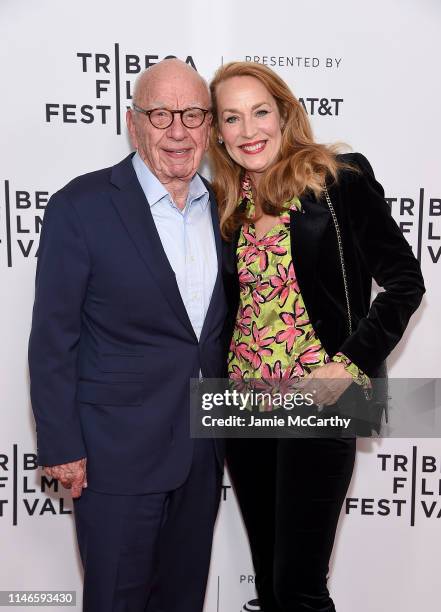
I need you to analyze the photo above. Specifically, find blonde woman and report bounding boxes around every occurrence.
[209,61,424,612]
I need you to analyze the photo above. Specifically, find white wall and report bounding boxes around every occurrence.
[0,1,440,609]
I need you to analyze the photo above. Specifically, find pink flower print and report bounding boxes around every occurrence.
[239,230,287,273]
[293,299,309,328]
[260,360,296,381]
[235,305,253,336]
[290,200,301,211]
[228,366,253,397]
[251,276,269,316]
[241,174,253,200]
[255,360,300,409]
[266,262,299,306]
[228,365,251,392]
[239,227,265,269]
[259,361,299,392]
[229,339,253,364]
[247,322,275,370]
[262,230,288,246]
[293,343,323,376]
[275,312,304,354]
[238,267,256,294]
[230,364,246,380]
[278,199,300,224]
[261,360,283,380]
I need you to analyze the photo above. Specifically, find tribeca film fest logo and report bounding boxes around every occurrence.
[0,445,72,527]
[1,180,49,267]
[346,445,441,525]
[43,45,346,132]
[387,190,441,264]
[44,44,198,135]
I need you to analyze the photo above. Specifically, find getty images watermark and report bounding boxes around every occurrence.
[200,387,352,431]
[190,378,441,438]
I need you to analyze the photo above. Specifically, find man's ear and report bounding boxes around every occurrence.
[126,109,138,149]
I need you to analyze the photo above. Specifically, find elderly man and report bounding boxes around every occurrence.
[29,59,226,612]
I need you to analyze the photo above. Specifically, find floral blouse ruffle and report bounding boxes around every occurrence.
[227,178,370,389]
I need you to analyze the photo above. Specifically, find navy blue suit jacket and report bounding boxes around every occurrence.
[29,153,227,495]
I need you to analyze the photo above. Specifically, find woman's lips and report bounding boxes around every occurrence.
[239,140,267,155]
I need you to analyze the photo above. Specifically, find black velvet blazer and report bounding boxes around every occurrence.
[222,152,425,378]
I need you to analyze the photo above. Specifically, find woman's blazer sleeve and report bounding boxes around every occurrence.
[337,152,425,375]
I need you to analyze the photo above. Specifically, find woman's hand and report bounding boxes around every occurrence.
[299,362,353,407]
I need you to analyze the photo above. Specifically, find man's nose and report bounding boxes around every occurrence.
[167,113,187,139]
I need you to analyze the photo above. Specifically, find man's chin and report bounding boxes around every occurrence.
[163,163,196,182]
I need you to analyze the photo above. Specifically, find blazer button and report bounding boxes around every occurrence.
[314,319,323,330]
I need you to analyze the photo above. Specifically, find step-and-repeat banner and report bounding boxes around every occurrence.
[1,1,440,610]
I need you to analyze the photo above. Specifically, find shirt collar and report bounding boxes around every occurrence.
[238,171,301,216]
[132,151,209,211]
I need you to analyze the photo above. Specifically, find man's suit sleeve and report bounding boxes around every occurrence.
[337,152,426,375]
[28,190,89,466]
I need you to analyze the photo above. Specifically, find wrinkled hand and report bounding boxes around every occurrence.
[299,362,353,406]
[44,458,87,499]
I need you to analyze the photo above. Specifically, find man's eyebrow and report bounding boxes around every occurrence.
[222,101,270,114]
[146,101,209,109]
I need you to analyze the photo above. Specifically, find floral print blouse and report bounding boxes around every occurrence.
[227,178,368,387]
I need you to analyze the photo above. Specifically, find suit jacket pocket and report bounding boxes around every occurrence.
[76,380,144,406]
[99,354,145,373]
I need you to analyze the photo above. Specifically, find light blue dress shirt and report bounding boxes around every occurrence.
[132,152,217,340]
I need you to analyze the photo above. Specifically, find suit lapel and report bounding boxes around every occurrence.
[204,180,222,269]
[223,200,244,277]
[293,191,331,307]
[199,182,224,344]
[109,155,198,340]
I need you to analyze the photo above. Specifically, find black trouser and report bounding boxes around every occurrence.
[226,438,356,612]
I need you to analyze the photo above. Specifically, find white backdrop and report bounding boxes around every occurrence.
[1,1,440,610]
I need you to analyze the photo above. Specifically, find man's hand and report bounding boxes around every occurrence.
[44,458,87,499]
[299,362,353,406]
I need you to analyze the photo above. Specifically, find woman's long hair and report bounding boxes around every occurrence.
[209,61,351,240]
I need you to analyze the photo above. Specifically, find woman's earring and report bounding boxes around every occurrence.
[218,136,224,145]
